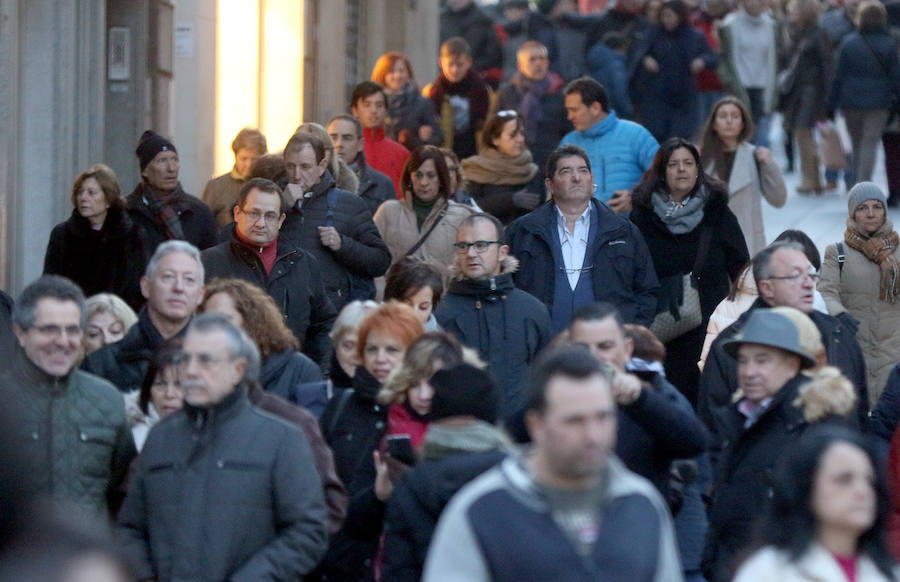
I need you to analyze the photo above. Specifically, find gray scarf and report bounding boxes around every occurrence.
[651,184,709,234]
[421,421,512,461]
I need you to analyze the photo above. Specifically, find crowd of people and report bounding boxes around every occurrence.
[5,0,900,580]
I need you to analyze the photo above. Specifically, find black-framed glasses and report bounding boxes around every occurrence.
[767,270,820,283]
[454,240,500,253]
[238,208,281,224]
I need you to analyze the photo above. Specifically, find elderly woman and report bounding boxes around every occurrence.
[200,278,323,410]
[630,137,749,404]
[83,293,138,355]
[384,257,444,331]
[374,145,475,277]
[829,1,900,187]
[699,96,787,255]
[818,183,900,404]
[327,299,379,393]
[317,301,424,582]
[44,163,148,311]
[294,122,359,193]
[733,426,897,582]
[461,111,542,225]
[371,51,443,151]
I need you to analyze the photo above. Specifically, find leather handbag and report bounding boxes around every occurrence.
[649,227,713,343]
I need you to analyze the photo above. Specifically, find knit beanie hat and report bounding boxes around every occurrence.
[429,363,499,424]
[847,181,886,215]
[136,130,177,171]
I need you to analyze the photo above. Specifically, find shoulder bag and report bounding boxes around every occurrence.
[649,227,713,343]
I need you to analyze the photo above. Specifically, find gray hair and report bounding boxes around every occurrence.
[752,241,807,292]
[13,275,87,329]
[85,293,138,331]
[328,300,379,342]
[145,240,205,283]
[186,313,260,381]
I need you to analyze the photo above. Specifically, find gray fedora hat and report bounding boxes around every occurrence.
[722,309,816,368]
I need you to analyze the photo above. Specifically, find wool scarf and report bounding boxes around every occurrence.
[461,147,538,186]
[421,421,511,460]
[508,72,560,145]
[844,216,900,303]
[651,183,709,234]
[142,183,185,240]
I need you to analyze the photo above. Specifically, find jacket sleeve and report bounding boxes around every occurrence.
[303,258,337,365]
[817,244,848,316]
[116,456,156,580]
[194,206,221,251]
[229,429,328,581]
[828,41,848,112]
[43,225,64,276]
[757,150,788,208]
[870,364,900,446]
[693,28,718,70]
[697,337,738,464]
[381,484,428,582]
[418,96,445,146]
[716,24,750,104]
[422,495,491,582]
[630,223,660,327]
[622,384,708,459]
[333,202,393,278]
[636,127,661,173]
[107,417,138,517]
[720,208,751,282]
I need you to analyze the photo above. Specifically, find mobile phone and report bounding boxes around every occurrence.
[386,434,415,465]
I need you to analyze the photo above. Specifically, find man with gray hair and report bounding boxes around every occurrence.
[0,275,136,515]
[118,313,328,581]
[698,241,868,437]
[84,240,205,392]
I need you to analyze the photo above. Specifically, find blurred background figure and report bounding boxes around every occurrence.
[371,51,444,151]
[83,293,138,356]
[295,122,360,194]
[202,128,268,226]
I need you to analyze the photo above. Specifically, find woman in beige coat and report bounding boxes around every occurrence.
[700,96,787,255]
[818,182,900,404]
[374,145,474,279]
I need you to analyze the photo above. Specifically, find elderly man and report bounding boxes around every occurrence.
[117,314,328,581]
[327,114,396,214]
[279,132,392,308]
[507,144,659,333]
[435,213,551,417]
[0,276,135,515]
[84,240,205,393]
[698,241,868,433]
[494,41,571,176]
[702,309,839,582]
[126,130,218,253]
[424,346,681,582]
[201,178,336,364]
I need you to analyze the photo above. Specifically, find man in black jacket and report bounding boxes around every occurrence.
[699,241,868,440]
[327,114,396,215]
[84,240,205,392]
[201,178,336,364]
[507,144,659,333]
[280,132,391,309]
[435,213,551,417]
[126,130,219,253]
[117,314,327,581]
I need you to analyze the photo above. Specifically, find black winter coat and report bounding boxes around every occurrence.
[507,199,660,328]
[466,176,544,226]
[281,172,391,309]
[259,349,323,402]
[117,388,328,581]
[201,234,337,365]
[44,206,148,311]
[125,183,219,253]
[381,451,507,582]
[870,363,900,452]
[355,154,396,216]
[699,298,869,450]
[435,270,552,417]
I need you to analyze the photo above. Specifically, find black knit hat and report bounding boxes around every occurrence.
[136,130,177,171]
[429,363,499,424]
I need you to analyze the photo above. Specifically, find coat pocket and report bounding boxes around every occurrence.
[76,424,116,478]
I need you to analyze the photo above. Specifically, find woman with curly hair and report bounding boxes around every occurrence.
[200,278,323,409]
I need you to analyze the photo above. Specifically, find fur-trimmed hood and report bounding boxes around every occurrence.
[448,254,520,281]
[730,365,857,423]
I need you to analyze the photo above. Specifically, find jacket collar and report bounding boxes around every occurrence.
[182,384,246,430]
[581,111,619,138]
[64,205,134,239]
[12,349,73,393]
[448,271,516,298]
[352,365,383,404]
[516,198,626,246]
[116,308,187,362]
[792,542,891,581]
[305,170,337,203]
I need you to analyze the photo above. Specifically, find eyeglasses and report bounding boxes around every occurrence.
[174,352,232,369]
[496,110,518,119]
[31,324,82,338]
[767,270,820,283]
[559,265,593,275]
[238,208,281,224]
[453,240,500,253]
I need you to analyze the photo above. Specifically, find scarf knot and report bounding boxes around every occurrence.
[844,217,900,303]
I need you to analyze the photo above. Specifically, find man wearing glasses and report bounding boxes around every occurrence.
[201,178,336,365]
[1,275,135,515]
[118,314,327,581]
[698,241,868,437]
[435,213,551,418]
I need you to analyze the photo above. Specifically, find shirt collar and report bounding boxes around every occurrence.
[555,203,591,229]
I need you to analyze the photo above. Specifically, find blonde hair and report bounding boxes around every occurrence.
[85,293,138,331]
[329,300,379,343]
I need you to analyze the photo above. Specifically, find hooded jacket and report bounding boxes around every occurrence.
[125,182,219,253]
[435,258,552,417]
[44,206,148,311]
[507,198,659,328]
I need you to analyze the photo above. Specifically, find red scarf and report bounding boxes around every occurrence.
[236,230,278,276]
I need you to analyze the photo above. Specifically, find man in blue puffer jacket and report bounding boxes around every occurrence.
[560,77,658,211]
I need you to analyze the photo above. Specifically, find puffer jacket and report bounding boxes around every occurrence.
[373,196,475,279]
[507,198,659,329]
[0,352,136,515]
[201,232,337,365]
[125,182,219,253]
[559,111,659,203]
[435,258,552,417]
[117,387,328,581]
[280,172,392,309]
[819,239,900,404]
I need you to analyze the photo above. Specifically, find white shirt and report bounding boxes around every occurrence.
[556,204,591,290]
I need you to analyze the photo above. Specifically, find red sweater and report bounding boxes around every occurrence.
[235,229,277,275]
[363,127,409,199]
